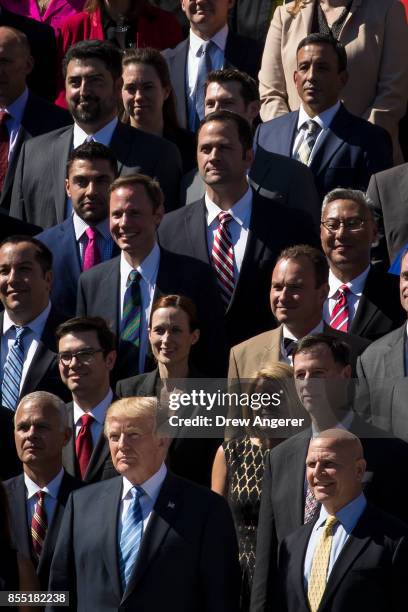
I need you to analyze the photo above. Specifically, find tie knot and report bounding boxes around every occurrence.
[324,515,338,532]
[14,326,28,343]
[80,413,93,427]
[127,270,141,287]
[130,485,144,500]
[306,119,319,134]
[200,40,214,56]
[283,337,297,356]
[85,227,98,241]
[36,490,46,503]
[218,211,232,225]
[338,284,350,296]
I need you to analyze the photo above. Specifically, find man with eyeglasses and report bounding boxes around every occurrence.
[321,188,404,342]
[56,316,119,483]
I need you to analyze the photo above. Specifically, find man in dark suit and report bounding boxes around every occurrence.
[254,33,393,202]
[277,429,408,612]
[10,40,182,228]
[37,142,119,317]
[0,26,71,212]
[0,236,70,408]
[251,334,408,612]
[77,173,220,378]
[163,0,262,131]
[56,316,118,483]
[48,396,240,612]
[321,188,404,341]
[4,391,82,589]
[159,111,319,358]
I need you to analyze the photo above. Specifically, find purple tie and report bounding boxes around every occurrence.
[83,227,101,271]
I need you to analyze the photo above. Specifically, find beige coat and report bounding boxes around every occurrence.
[259,0,408,162]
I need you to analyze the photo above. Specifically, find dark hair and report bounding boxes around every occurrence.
[292,333,351,367]
[66,141,118,178]
[297,33,347,72]
[109,173,164,211]
[56,316,116,353]
[277,244,328,288]
[0,481,12,548]
[62,40,122,80]
[0,235,53,274]
[121,47,180,132]
[150,295,200,331]
[198,110,253,154]
[205,69,260,105]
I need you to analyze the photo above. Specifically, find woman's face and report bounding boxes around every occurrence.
[149,306,200,368]
[122,62,170,129]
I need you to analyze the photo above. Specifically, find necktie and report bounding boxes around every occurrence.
[283,337,298,358]
[0,110,10,191]
[330,284,350,332]
[211,212,235,307]
[31,491,48,562]
[193,40,215,129]
[75,413,94,479]
[120,270,142,349]
[308,515,338,612]
[1,326,28,411]
[118,486,144,590]
[294,120,320,165]
[304,483,320,524]
[82,227,101,271]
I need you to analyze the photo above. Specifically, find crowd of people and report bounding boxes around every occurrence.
[0,0,408,610]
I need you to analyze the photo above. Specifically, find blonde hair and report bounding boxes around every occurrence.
[104,396,157,436]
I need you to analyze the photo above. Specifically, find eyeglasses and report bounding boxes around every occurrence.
[57,348,103,366]
[321,218,366,233]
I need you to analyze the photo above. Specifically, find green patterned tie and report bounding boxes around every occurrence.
[120,270,142,349]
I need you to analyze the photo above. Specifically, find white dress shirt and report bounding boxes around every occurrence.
[1,87,29,162]
[72,116,118,149]
[0,302,51,391]
[281,320,324,365]
[25,468,65,530]
[292,101,341,164]
[186,25,228,101]
[206,187,252,281]
[120,244,160,373]
[73,388,113,447]
[323,266,370,328]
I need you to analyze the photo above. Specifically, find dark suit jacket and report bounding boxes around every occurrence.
[10,121,183,228]
[158,192,319,351]
[62,400,117,484]
[36,217,119,317]
[0,406,21,480]
[48,473,240,612]
[0,92,72,213]
[163,30,262,128]
[4,471,82,589]
[278,503,408,612]
[250,416,408,612]
[254,104,393,201]
[0,308,70,402]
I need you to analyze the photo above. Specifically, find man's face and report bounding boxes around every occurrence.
[181,0,234,37]
[58,330,116,397]
[107,413,167,484]
[197,119,252,187]
[14,400,71,468]
[109,185,164,259]
[65,58,121,126]
[66,158,115,225]
[0,242,52,323]
[294,43,347,114]
[270,257,328,329]
[0,29,33,106]
[400,252,408,314]
[321,199,377,272]
[204,81,259,124]
[306,436,365,512]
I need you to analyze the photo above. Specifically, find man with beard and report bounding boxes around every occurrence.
[37,142,119,316]
[10,40,183,228]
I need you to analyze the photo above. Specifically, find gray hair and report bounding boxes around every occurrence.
[15,391,69,430]
[321,188,377,221]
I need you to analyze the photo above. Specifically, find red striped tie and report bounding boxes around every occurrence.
[330,284,350,332]
[211,211,235,306]
[31,491,47,561]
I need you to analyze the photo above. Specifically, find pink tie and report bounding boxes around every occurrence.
[82,227,101,271]
[330,284,350,332]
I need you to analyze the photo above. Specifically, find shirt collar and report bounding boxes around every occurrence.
[24,468,64,501]
[120,242,160,285]
[73,116,118,149]
[316,492,367,533]
[311,409,355,438]
[0,87,29,122]
[72,212,111,242]
[73,388,113,426]
[205,186,252,227]
[298,100,341,132]
[121,462,167,502]
[2,302,51,335]
[328,265,371,299]
[282,320,324,342]
[189,23,228,55]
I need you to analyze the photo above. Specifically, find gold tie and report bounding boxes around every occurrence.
[307,515,338,612]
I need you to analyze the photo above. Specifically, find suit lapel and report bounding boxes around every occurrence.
[19,343,56,399]
[60,217,82,279]
[8,476,31,559]
[286,435,310,528]
[172,41,189,128]
[62,403,77,478]
[260,327,282,367]
[97,258,121,335]
[100,478,123,601]
[300,0,315,35]
[110,123,132,175]
[84,429,111,483]
[290,521,315,609]
[311,105,351,176]
[184,200,211,264]
[276,113,298,157]
[350,267,378,336]
[53,128,73,223]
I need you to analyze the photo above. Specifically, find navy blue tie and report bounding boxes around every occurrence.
[1,326,28,411]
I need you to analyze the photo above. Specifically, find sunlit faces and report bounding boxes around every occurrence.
[66,158,116,225]
[399,251,408,314]
[149,306,200,368]
[181,0,234,37]
[122,62,170,131]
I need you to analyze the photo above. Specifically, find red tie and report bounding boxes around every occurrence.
[0,110,10,191]
[31,491,48,562]
[83,227,101,271]
[211,211,235,306]
[330,284,350,332]
[75,413,94,478]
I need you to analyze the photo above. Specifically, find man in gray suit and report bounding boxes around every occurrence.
[10,40,182,228]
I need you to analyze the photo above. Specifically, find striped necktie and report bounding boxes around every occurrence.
[31,491,48,562]
[1,326,28,411]
[211,211,235,307]
[308,515,338,612]
[118,486,144,590]
[120,270,142,348]
[191,40,215,131]
[294,120,320,165]
[330,284,350,332]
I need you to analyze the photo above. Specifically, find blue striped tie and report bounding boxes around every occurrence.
[1,326,28,411]
[118,486,144,590]
[120,270,141,348]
